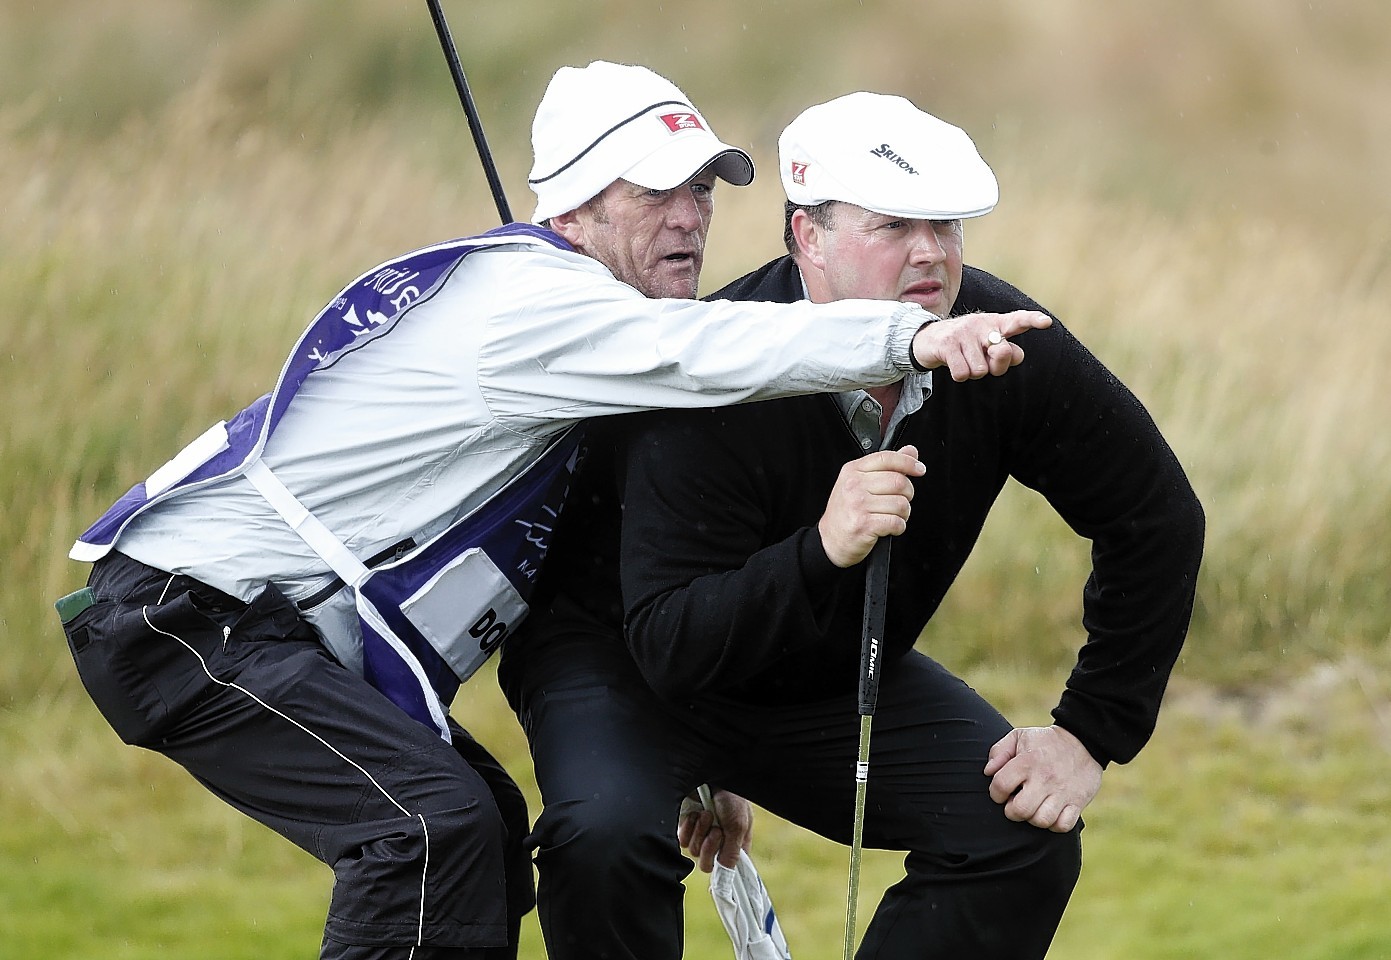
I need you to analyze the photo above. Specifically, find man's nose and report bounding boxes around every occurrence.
[909,223,946,264]
[665,187,705,231]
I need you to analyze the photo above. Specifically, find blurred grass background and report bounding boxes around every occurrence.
[3,1,1389,957]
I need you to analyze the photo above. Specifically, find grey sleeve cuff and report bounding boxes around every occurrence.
[888,303,941,372]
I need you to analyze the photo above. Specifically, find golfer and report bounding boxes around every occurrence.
[500,91,1204,959]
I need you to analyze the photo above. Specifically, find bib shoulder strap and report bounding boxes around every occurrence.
[242,460,370,586]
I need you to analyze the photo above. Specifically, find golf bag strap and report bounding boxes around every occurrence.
[243,459,369,588]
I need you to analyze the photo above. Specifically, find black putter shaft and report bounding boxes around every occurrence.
[426,0,513,225]
[843,535,891,960]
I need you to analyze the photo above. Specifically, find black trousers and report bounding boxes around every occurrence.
[500,597,1082,960]
[62,552,534,960]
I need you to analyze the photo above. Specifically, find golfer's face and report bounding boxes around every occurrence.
[576,172,716,299]
[819,206,964,315]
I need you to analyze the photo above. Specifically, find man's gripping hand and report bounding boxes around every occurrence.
[818,445,925,568]
[911,309,1052,381]
[984,724,1102,833]
[679,787,753,872]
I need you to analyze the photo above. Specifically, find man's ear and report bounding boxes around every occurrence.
[790,208,827,272]
[547,208,587,249]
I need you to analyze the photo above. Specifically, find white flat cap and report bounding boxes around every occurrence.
[779,92,997,219]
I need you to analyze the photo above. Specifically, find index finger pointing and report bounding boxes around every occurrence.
[1000,310,1053,338]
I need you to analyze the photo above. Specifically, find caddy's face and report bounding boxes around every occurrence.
[565,170,718,300]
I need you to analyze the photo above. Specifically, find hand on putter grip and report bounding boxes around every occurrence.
[910,309,1052,382]
[984,725,1102,833]
[818,445,924,568]
[679,788,753,872]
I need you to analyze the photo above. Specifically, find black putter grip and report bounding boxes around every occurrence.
[857,537,891,716]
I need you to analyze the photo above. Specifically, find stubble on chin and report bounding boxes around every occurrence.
[649,270,701,300]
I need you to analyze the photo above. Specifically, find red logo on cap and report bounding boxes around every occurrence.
[659,112,704,133]
[791,161,808,185]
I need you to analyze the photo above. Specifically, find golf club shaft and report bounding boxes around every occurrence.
[844,537,892,960]
[425,0,513,224]
[842,714,873,960]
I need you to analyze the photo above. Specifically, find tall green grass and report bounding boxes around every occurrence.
[4,2,1389,957]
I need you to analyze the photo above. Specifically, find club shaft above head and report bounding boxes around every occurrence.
[426,0,513,224]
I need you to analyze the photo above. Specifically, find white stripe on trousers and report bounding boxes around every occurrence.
[144,575,432,948]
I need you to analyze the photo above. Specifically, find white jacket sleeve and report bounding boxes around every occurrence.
[465,246,927,426]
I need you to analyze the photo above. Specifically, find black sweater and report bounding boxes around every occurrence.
[534,257,1204,767]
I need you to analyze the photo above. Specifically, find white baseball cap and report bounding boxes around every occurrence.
[779,92,998,220]
[528,61,755,223]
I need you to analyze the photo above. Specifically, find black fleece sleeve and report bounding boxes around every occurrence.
[1006,323,1206,766]
[613,408,855,701]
